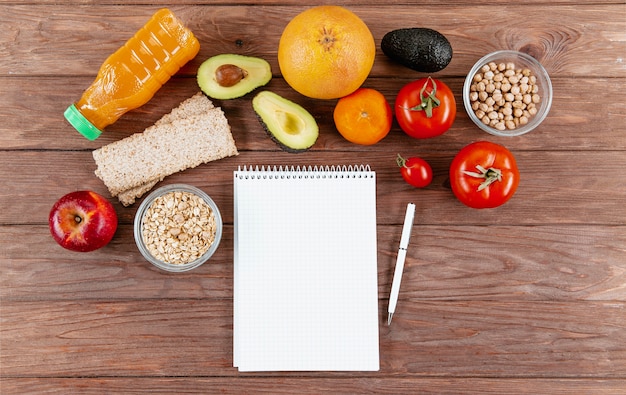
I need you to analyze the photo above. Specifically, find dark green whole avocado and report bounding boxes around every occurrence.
[381,28,453,72]
[252,91,319,153]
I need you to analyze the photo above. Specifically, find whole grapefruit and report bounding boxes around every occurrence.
[278,6,375,100]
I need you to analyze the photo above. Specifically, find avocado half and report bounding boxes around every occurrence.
[252,91,319,153]
[381,28,453,72]
[197,54,272,100]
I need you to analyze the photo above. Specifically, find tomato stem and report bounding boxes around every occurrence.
[407,76,440,118]
[462,164,503,191]
[396,153,408,168]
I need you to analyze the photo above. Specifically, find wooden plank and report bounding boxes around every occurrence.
[0,76,624,151]
[4,0,624,5]
[0,0,625,391]
[3,377,626,394]
[1,299,624,377]
[0,5,624,78]
[2,224,624,302]
[1,150,625,226]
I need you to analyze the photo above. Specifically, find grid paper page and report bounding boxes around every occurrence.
[233,166,379,372]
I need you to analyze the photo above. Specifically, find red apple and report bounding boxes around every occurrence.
[49,190,118,252]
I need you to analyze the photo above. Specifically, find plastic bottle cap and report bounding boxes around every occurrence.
[64,105,102,141]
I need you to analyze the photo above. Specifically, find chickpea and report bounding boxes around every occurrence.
[469,60,542,131]
[520,83,529,94]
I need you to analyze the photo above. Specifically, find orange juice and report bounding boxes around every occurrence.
[64,9,200,140]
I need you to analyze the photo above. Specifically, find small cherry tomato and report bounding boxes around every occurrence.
[397,154,433,188]
[449,141,520,209]
[395,76,456,139]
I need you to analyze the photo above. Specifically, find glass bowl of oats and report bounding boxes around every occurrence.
[463,50,552,136]
[134,184,222,272]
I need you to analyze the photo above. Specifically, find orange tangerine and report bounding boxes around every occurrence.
[278,6,375,100]
[333,88,392,145]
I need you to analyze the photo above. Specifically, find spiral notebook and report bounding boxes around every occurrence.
[233,165,379,372]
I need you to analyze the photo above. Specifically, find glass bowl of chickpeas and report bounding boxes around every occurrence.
[463,50,552,136]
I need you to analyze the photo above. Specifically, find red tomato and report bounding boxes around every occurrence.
[397,154,433,188]
[395,77,456,139]
[449,141,520,209]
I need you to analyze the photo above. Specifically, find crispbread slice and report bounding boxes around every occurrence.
[154,92,214,127]
[111,93,219,206]
[93,103,238,199]
[117,179,160,206]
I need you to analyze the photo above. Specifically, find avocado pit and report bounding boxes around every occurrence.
[215,64,248,87]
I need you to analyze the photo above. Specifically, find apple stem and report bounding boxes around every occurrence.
[75,215,82,224]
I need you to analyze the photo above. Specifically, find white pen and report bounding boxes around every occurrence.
[387,202,416,325]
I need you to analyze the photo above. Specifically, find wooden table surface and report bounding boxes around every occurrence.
[2,1,625,393]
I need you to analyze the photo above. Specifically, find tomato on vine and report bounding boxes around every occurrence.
[449,141,520,209]
[397,154,433,188]
[395,77,456,139]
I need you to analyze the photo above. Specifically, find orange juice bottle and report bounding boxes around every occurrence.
[64,9,200,140]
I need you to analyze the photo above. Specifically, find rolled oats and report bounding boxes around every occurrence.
[141,190,216,265]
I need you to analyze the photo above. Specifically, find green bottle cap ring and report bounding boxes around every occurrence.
[64,105,102,141]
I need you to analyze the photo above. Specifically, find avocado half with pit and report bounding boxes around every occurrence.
[252,91,319,153]
[197,54,272,100]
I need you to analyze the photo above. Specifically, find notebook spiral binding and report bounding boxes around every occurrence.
[235,165,374,180]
